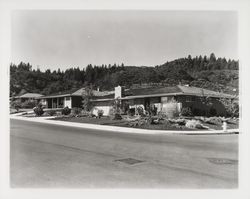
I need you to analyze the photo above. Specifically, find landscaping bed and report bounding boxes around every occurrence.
[51,115,239,131]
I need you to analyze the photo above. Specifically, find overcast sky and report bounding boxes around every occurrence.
[11,10,238,71]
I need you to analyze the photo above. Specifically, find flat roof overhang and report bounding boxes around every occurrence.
[38,94,72,99]
[120,92,234,100]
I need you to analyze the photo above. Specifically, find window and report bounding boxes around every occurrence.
[185,96,192,102]
[65,96,70,101]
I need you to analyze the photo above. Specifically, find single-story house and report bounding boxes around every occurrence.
[38,88,114,115]
[13,93,44,102]
[39,85,235,117]
[115,85,235,117]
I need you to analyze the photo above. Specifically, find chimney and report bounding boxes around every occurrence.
[115,85,124,98]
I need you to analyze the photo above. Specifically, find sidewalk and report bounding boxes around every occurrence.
[10,114,239,135]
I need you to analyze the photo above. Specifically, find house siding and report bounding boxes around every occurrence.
[176,95,227,116]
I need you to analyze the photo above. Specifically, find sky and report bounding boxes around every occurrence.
[11,10,238,71]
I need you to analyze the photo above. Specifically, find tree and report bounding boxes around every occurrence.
[219,97,239,117]
[10,100,22,112]
[209,53,216,63]
[82,86,94,111]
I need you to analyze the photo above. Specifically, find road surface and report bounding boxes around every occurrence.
[10,119,238,188]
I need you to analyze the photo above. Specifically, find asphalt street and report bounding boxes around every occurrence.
[10,119,238,188]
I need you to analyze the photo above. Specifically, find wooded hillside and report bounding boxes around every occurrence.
[10,53,239,96]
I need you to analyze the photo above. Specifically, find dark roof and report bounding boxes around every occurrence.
[39,87,115,99]
[92,93,115,101]
[124,86,182,96]
[121,85,234,99]
[14,93,44,99]
[39,85,234,100]
[39,88,80,98]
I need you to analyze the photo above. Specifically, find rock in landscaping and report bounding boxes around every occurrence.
[185,119,202,129]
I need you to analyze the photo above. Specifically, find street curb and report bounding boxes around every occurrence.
[9,115,239,135]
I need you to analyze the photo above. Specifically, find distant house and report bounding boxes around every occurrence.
[14,93,44,102]
[39,88,114,115]
[39,85,235,117]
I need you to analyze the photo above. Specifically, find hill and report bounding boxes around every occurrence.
[10,53,239,96]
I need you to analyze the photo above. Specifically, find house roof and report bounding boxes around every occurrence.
[121,85,234,100]
[15,93,44,99]
[39,87,115,99]
[39,85,235,101]
[38,88,80,98]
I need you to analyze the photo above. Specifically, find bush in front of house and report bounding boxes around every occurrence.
[112,113,122,120]
[71,107,82,116]
[127,108,135,116]
[157,111,168,120]
[97,109,104,118]
[33,103,44,116]
[22,99,37,109]
[137,106,145,116]
[205,117,222,125]
[10,100,22,112]
[209,108,217,116]
[180,107,193,117]
[61,106,71,115]
[47,109,56,116]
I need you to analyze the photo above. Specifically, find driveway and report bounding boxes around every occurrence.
[10,119,238,188]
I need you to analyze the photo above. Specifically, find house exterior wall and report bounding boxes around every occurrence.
[91,100,113,116]
[176,95,227,116]
[64,96,72,108]
[71,96,82,108]
[123,95,226,117]
[92,106,112,116]
[161,96,182,117]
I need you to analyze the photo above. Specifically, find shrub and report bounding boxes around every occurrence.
[168,118,186,125]
[112,113,122,120]
[127,108,135,116]
[209,108,217,116]
[61,106,71,115]
[175,118,186,125]
[137,106,144,116]
[71,107,82,116]
[47,109,56,116]
[97,109,104,118]
[22,99,37,109]
[148,105,157,116]
[219,97,239,117]
[82,86,94,111]
[192,108,203,116]
[33,103,44,116]
[205,117,222,125]
[11,100,22,112]
[157,111,168,120]
[80,110,89,116]
[180,107,193,117]
[147,116,160,125]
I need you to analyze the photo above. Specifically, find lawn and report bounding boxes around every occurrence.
[51,116,239,131]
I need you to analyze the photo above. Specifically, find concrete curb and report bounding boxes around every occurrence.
[9,115,239,135]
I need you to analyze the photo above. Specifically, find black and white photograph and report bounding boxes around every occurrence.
[1,0,250,198]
